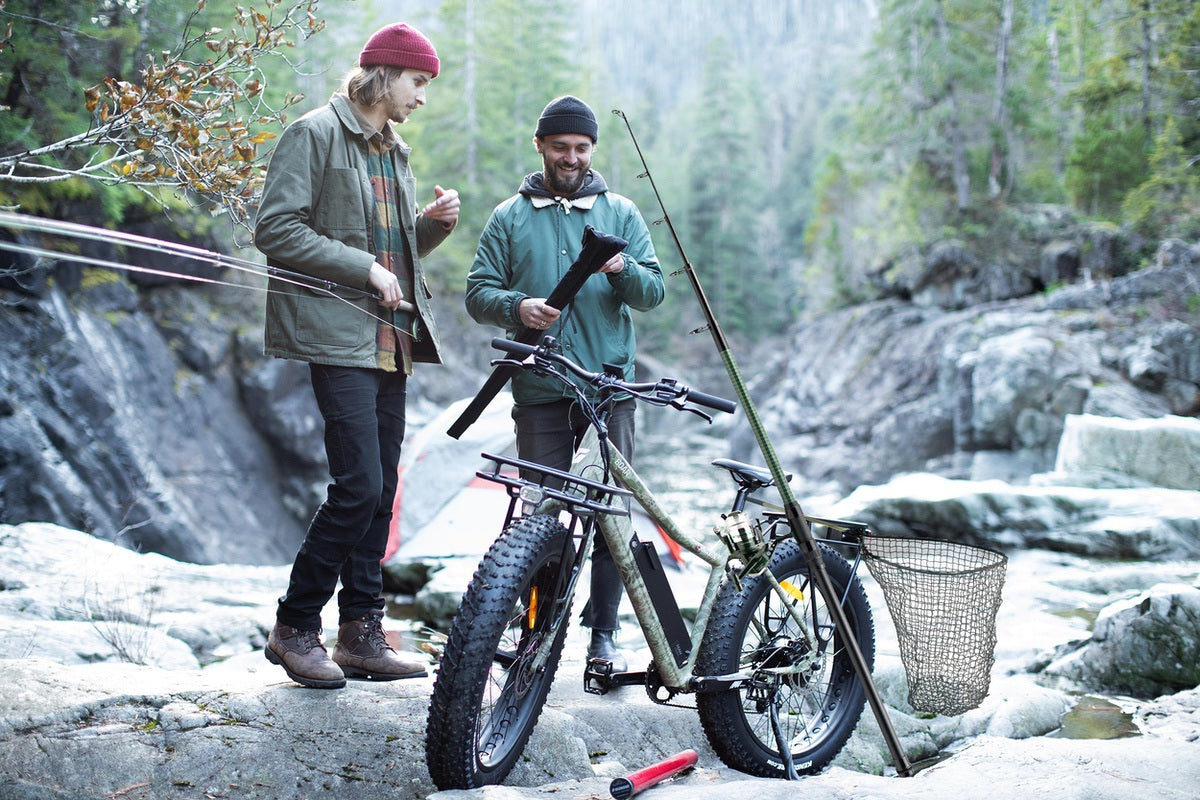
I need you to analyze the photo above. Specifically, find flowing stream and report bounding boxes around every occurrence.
[634,429,734,540]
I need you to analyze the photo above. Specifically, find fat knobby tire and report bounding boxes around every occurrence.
[695,540,874,778]
[425,514,572,790]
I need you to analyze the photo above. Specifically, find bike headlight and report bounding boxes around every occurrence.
[518,485,545,508]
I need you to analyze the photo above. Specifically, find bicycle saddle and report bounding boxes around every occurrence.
[711,459,792,490]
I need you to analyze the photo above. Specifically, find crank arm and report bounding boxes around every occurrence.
[691,672,755,693]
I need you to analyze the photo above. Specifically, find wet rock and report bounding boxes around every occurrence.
[413,559,477,630]
[1040,583,1200,697]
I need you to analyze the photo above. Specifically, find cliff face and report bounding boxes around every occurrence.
[0,266,304,564]
[735,238,1200,498]
[1,216,1197,565]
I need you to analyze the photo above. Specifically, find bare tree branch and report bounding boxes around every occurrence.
[0,0,326,228]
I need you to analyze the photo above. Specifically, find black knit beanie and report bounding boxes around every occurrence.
[535,95,598,142]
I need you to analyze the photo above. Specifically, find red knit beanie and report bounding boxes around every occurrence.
[358,23,440,78]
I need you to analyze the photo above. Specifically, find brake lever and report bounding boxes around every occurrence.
[489,356,560,383]
[489,357,528,369]
[669,399,714,424]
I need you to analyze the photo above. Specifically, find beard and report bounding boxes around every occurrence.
[543,162,587,196]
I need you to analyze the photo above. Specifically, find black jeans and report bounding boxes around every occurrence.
[276,364,407,631]
[512,398,635,632]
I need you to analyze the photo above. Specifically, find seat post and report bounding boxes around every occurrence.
[730,485,754,514]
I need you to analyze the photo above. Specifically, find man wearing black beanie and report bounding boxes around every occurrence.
[534,95,600,141]
[466,95,664,672]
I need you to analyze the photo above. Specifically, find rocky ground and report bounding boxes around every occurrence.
[1,521,1198,800]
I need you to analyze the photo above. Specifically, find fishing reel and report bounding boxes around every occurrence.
[715,511,770,590]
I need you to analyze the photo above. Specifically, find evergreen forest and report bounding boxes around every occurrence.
[1,0,1197,350]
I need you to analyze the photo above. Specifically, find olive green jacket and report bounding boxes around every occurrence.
[256,93,448,368]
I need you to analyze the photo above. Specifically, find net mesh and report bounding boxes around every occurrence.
[863,535,1007,716]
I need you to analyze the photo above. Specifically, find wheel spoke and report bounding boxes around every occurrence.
[696,542,872,778]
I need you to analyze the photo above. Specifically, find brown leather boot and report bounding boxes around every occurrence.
[264,623,346,689]
[333,612,427,681]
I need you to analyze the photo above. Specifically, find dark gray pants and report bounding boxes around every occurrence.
[512,398,635,631]
[276,364,407,631]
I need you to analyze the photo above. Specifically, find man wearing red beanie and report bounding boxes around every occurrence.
[256,23,459,689]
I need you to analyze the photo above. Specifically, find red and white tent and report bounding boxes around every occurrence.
[383,394,683,568]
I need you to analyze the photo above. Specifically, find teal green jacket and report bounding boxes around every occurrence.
[465,170,664,405]
[256,94,448,369]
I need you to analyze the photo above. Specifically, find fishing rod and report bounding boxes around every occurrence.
[612,109,913,778]
[0,211,416,325]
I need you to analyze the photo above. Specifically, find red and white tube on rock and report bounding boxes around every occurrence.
[609,749,698,800]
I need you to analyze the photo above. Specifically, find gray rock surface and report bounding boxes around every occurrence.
[1041,582,1200,696]
[828,473,1200,558]
[740,243,1199,497]
[1,522,1199,800]
[1054,413,1200,490]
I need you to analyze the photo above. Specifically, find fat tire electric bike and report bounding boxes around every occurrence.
[425,337,875,789]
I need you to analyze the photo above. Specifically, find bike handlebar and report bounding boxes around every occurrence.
[680,387,738,415]
[490,337,737,415]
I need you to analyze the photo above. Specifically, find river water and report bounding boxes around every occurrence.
[634,429,733,539]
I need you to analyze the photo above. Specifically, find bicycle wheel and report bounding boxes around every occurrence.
[425,514,574,789]
[695,540,874,777]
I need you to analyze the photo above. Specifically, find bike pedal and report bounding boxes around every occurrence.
[584,657,615,695]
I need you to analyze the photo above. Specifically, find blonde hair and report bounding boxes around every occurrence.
[342,65,406,107]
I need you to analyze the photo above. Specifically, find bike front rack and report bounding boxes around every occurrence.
[477,452,633,530]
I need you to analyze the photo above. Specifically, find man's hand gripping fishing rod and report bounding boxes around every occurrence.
[446,225,628,439]
[611,109,913,778]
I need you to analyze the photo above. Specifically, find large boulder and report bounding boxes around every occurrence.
[1039,583,1200,697]
[0,523,288,667]
[829,473,1200,559]
[1052,414,1200,490]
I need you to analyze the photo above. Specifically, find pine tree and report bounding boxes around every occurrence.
[402,0,579,295]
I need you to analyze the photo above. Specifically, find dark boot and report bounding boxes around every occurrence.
[265,623,346,689]
[333,612,427,681]
[587,628,628,673]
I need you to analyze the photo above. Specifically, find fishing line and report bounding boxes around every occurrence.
[0,211,416,336]
[1,210,324,292]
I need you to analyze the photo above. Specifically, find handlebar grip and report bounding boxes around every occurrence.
[685,388,737,414]
[491,337,538,358]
